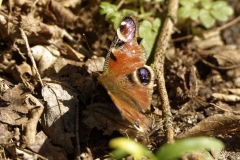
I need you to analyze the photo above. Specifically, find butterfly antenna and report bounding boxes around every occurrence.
[83,34,98,71]
[83,33,93,54]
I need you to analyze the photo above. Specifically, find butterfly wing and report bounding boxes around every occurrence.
[99,14,154,132]
[100,67,154,132]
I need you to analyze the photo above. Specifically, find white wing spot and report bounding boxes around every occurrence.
[121,21,126,26]
[117,28,127,42]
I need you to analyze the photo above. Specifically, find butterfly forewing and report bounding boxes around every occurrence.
[99,14,155,132]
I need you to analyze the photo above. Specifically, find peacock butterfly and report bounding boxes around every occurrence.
[99,14,155,132]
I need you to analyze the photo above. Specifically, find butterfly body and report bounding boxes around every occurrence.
[99,15,154,132]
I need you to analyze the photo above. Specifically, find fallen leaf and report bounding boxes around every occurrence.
[177,112,240,138]
[28,131,68,160]
[212,93,240,102]
[42,82,78,153]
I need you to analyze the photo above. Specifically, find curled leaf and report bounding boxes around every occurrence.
[109,137,157,160]
[156,137,224,160]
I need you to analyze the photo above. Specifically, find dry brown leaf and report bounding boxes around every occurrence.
[84,57,105,74]
[41,82,78,153]
[1,86,44,147]
[38,24,65,40]
[228,88,240,96]
[31,45,60,77]
[0,52,16,72]
[40,0,79,29]
[20,13,42,36]
[0,108,28,125]
[20,94,44,148]
[21,13,77,44]
[9,0,34,9]
[0,78,12,94]
[28,131,68,160]
[177,112,240,138]
[11,62,36,91]
[69,73,94,102]
[197,45,240,79]
[0,123,13,144]
[0,14,18,39]
[39,57,69,79]
[193,30,223,49]
[0,83,31,114]
[58,43,85,62]
[16,148,48,160]
[0,85,44,151]
[210,45,240,67]
[211,102,235,112]
[212,93,240,102]
[58,0,80,8]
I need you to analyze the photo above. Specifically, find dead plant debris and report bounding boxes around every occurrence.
[0,0,240,159]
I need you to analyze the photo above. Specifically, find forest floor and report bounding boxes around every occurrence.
[0,0,240,159]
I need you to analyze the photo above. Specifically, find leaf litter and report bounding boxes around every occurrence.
[0,0,240,159]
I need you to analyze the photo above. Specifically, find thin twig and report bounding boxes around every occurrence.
[31,0,39,12]
[153,0,179,143]
[75,100,81,159]
[215,15,240,32]
[171,13,240,43]
[20,28,44,87]
[0,11,19,24]
[117,0,125,10]
[197,52,240,70]
[20,94,44,148]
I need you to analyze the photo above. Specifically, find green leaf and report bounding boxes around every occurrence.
[139,20,153,56]
[190,8,199,20]
[201,0,212,10]
[210,1,233,20]
[111,14,122,29]
[224,5,234,16]
[139,20,152,33]
[100,5,136,30]
[178,6,192,19]
[156,137,224,160]
[105,12,114,20]
[152,18,161,32]
[120,9,136,17]
[211,1,233,17]
[179,0,198,7]
[139,19,160,58]
[211,1,228,9]
[109,137,157,160]
[144,0,164,2]
[109,10,136,29]
[199,9,215,28]
[99,2,117,16]
[141,36,154,58]
[210,9,228,22]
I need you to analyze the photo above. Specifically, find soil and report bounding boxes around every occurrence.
[0,0,240,159]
